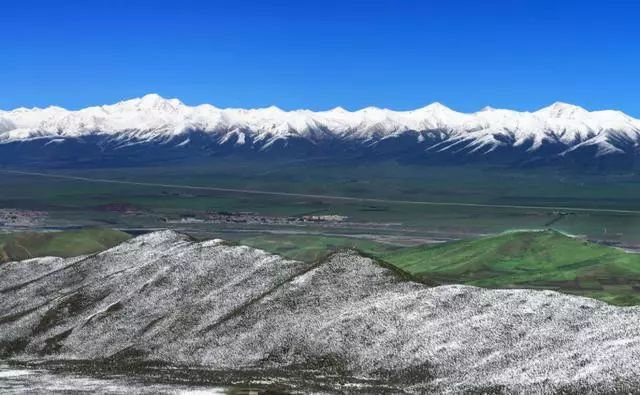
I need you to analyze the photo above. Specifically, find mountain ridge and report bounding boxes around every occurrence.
[2,230,640,393]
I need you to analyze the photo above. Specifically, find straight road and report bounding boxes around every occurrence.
[2,169,640,215]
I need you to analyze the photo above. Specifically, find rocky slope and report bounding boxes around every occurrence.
[1,94,639,168]
[2,231,640,393]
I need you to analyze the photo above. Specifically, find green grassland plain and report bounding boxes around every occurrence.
[1,160,639,246]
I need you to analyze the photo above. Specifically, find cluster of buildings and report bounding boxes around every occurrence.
[0,208,47,227]
[165,211,348,226]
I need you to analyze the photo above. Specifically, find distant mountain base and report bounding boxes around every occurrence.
[1,132,638,171]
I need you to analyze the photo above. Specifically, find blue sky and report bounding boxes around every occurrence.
[1,0,639,115]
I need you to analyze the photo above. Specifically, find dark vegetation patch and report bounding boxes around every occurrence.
[40,328,73,355]
[296,353,350,374]
[105,346,150,363]
[0,306,40,325]
[0,338,30,358]
[0,337,29,358]
[375,361,435,384]
[140,316,165,335]
[105,301,123,314]
[35,290,110,334]
[9,359,391,393]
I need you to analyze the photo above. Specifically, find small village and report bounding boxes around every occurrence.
[165,211,348,226]
[0,208,47,228]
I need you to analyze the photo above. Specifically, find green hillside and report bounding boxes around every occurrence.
[380,230,640,306]
[0,228,132,263]
[233,233,398,262]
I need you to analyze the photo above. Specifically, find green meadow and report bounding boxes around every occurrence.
[2,161,640,245]
[379,230,640,306]
[0,228,131,263]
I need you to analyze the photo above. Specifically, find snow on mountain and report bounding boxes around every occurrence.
[3,231,640,392]
[1,94,639,164]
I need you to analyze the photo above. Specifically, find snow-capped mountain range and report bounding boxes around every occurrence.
[1,93,639,168]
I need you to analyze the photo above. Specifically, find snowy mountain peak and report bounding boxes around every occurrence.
[101,94,185,114]
[129,93,184,111]
[537,102,588,119]
[262,105,285,113]
[358,106,386,113]
[329,106,348,113]
[417,102,454,112]
[141,93,164,100]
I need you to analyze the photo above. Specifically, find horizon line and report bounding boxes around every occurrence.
[1,93,633,116]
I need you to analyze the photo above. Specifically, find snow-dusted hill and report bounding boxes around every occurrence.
[2,231,640,393]
[1,94,640,168]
